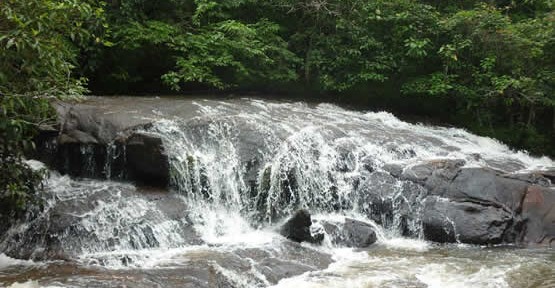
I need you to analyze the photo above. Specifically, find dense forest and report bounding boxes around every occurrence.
[1,0,554,214]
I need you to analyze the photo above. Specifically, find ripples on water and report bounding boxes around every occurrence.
[1,242,554,287]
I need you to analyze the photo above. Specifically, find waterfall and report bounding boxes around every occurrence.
[1,98,554,287]
[142,99,552,236]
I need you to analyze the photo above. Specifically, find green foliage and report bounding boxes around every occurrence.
[269,0,440,92]
[0,0,107,217]
[405,4,554,115]
[0,155,46,218]
[162,18,299,90]
[84,0,554,155]
[0,0,108,97]
[0,93,52,217]
[98,0,299,92]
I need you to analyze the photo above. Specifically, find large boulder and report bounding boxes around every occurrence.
[421,196,514,244]
[35,99,172,187]
[125,132,169,186]
[521,185,555,246]
[399,160,554,246]
[0,180,201,260]
[320,218,377,248]
[279,210,324,244]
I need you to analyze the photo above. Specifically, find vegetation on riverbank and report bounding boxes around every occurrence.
[0,0,106,216]
[1,0,554,212]
[88,0,554,157]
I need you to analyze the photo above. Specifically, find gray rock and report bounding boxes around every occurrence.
[125,132,169,186]
[400,159,465,184]
[421,196,513,244]
[382,163,403,178]
[36,99,173,186]
[400,160,554,247]
[321,218,377,248]
[257,258,314,284]
[0,184,201,260]
[279,210,323,244]
[356,170,427,236]
[426,168,528,213]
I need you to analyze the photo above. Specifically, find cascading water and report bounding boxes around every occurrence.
[0,97,553,288]
[146,99,551,235]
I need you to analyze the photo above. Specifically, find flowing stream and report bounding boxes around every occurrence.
[0,97,553,287]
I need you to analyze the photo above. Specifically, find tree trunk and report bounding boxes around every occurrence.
[304,36,313,85]
[527,105,535,128]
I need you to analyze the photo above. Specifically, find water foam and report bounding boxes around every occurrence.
[0,254,35,270]
[7,280,40,288]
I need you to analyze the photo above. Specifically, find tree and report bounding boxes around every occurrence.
[90,0,299,93]
[267,0,440,92]
[0,0,107,218]
[403,3,554,154]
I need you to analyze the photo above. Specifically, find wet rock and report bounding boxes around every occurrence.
[335,141,360,173]
[400,159,465,184]
[54,100,154,144]
[35,100,173,187]
[182,116,279,184]
[279,210,323,244]
[505,172,553,187]
[257,258,314,284]
[277,240,333,267]
[521,185,555,246]
[342,218,378,247]
[0,182,202,260]
[411,165,526,244]
[356,171,399,227]
[538,170,555,183]
[382,163,403,178]
[427,168,529,213]
[234,242,333,284]
[321,218,377,248]
[125,132,169,186]
[60,130,98,144]
[356,170,427,237]
[422,196,513,244]
[399,160,555,246]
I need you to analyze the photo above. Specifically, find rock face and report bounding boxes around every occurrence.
[396,160,555,246]
[279,210,324,244]
[36,98,284,189]
[421,197,513,244]
[521,185,555,246]
[35,99,172,187]
[320,218,377,248]
[33,97,555,248]
[125,132,169,185]
[0,182,202,260]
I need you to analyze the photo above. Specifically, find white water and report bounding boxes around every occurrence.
[0,254,35,270]
[1,98,553,287]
